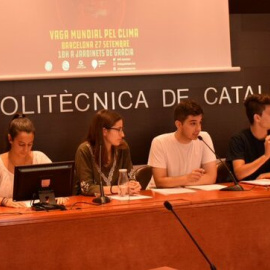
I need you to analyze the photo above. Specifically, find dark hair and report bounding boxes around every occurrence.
[8,113,35,140]
[244,94,270,124]
[87,109,125,165]
[174,100,203,123]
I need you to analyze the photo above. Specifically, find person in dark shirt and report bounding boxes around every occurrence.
[227,94,270,180]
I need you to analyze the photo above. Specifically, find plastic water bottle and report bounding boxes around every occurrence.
[118,169,129,197]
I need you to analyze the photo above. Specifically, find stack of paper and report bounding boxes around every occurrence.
[241,179,270,186]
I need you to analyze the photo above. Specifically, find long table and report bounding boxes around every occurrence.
[1,184,270,270]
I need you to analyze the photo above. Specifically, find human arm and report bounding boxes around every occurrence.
[233,155,270,180]
[109,180,141,195]
[75,143,101,196]
[0,161,26,208]
[230,134,270,180]
[0,197,26,208]
[256,172,270,179]
[120,143,141,194]
[107,144,141,195]
[152,160,216,188]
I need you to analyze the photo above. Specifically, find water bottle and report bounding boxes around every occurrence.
[118,169,129,197]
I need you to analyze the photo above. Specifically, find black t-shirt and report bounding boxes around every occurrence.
[226,128,270,180]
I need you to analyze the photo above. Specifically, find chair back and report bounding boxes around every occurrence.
[216,159,233,183]
[134,165,152,190]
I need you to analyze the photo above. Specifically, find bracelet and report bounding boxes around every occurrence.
[110,185,117,195]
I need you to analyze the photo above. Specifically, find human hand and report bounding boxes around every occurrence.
[186,168,205,183]
[128,180,141,195]
[264,135,270,158]
[256,173,270,180]
[56,197,70,205]
[2,198,26,208]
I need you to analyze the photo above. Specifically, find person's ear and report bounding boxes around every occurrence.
[7,134,13,144]
[102,127,108,136]
[175,120,182,129]
[254,114,261,123]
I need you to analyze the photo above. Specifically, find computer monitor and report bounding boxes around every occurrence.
[13,161,75,205]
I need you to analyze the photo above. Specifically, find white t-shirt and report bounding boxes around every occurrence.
[148,131,216,178]
[0,151,52,198]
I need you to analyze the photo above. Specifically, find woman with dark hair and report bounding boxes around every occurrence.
[0,114,52,208]
[75,109,141,196]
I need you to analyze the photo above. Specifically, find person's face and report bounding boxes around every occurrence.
[8,132,34,157]
[256,105,270,130]
[176,114,202,142]
[103,120,125,148]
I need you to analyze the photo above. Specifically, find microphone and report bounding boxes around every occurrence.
[93,145,111,204]
[164,201,217,270]
[197,135,244,191]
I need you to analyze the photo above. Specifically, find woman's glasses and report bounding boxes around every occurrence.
[107,127,124,133]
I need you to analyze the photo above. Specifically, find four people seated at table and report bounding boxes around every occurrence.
[1,93,270,207]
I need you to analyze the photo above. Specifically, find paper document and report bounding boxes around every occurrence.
[109,195,152,201]
[19,200,32,207]
[241,179,270,186]
[152,188,196,195]
[187,184,227,191]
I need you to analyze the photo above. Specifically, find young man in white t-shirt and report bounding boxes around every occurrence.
[148,100,217,188]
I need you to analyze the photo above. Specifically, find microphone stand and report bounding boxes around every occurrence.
[198,136,244,191]
[164,201,217,270]
[93,145,111,204]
